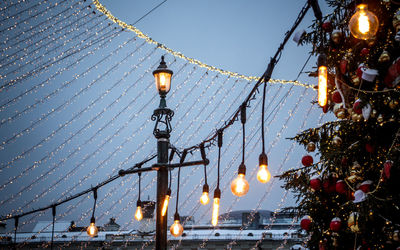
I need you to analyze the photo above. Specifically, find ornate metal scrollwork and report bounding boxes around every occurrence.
[152,107,174,138]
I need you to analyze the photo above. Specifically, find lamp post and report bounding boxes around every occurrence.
[152,56,173,250]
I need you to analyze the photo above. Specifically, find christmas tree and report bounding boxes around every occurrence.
[279,0,400,249]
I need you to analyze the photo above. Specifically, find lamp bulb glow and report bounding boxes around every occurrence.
[135,205,143,221]
[200,191,210,205]
[170,220,184,237]
[349,4,379,40]
[231,174,249,197]
[257,165,271,183]
[87,222,98,237]
[318,65,328,107]
[161,194,170,217]
[211,197,220,226]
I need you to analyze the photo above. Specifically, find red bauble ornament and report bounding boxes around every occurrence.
[340,59,348,74]
[335,180,347,194]
[356,65,365,78]
[300,215,312,231]
[359,180,372,193]
[310,177,322,191]
[341,157,348,166]
[302,155,313,167]
[331,90,342,104]
[365,143,374,153]
[322,22,333,32]
[360,48,370,57]
[323,177,336,193]
[383,160,393,179]
[330,217,342,232]
[353,99,362,114]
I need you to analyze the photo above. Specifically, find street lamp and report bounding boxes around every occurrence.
[153,56,173,108]
[152,56,174,250]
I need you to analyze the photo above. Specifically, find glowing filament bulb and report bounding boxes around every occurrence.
[257,165,271,183]
[161,194,170,216]
[231,174,249,197]
[170,220,184,237]
[135,205,143,221]
[212,197,220,226]
[200,191,210,205]
[160,73,167,89]
[358,13,369,34]
[87,222,98,237]
[318,66,327,107]
[349,4,379,40]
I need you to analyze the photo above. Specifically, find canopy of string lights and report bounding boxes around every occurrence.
[0,0,333,248]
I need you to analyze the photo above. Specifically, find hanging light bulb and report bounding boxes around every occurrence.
[349,4,379,40]
[317,54,328,107]
[170,213,184,237]
[87,217,98,237]
[211,188,221,226]
[257,152,271,183]
[135,200,143,221]
[161,188,171,217]
[231,163,249,197]
[200,184,210,205]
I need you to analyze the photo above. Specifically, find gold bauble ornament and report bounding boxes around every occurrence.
[389,99,399,109]
[348,212,360,233]
[371,109,377,118]
[331,30,342,44]
[393,8,400,32]
[333,103,346,119]
[377,114,384,123]
[352,113,362,122]
[333,136,342,146]
[378,51,391,63]
[306,142,316,152]
[347,161,362,183]
[394,230,399,241]
[351,74,360,86]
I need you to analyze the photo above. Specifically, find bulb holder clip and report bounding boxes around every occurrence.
[174,213,180,221]
[202,184,209,193]
[214,188,221,199]
[259,152,268,166]
[317,53,327,68]
[238,163,246,175]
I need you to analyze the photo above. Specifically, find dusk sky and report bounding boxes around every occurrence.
[0,0,333,237]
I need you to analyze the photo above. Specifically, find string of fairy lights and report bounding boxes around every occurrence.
[0,0,330,248]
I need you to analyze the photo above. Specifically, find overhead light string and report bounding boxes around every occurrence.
[170,150,187,237]
[199,143,210,205]
[87,188,99,237]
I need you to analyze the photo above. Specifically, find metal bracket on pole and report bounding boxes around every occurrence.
[118,159,209,176]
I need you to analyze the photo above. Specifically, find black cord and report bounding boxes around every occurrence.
[91,188,97,219]
[241,103,246,163]
[261,82,267,154]
[168,148,175,189]
[200,143,207,185]
[131,0,168,26]
[217,130,223,189]
[51,205,56,250]
[175,150,187,214]
[14,216,18,247]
